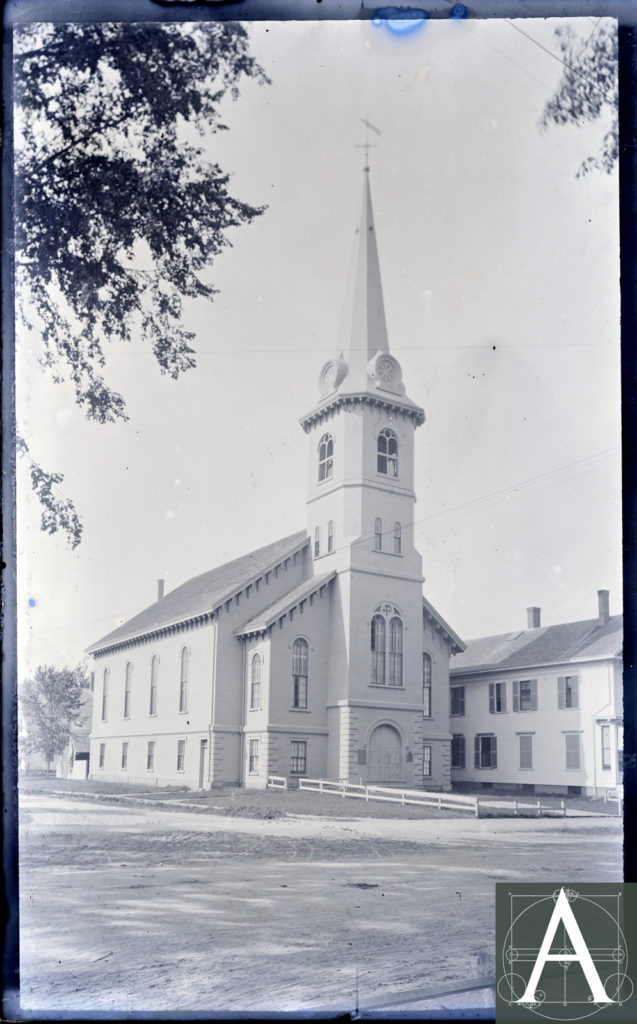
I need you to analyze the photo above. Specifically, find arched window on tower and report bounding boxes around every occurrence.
[393,521,402,554]
[250,654,262,710]
[370,615,386,685]
[179,647,189,713]
[377,429,398,477]
[328,520,334,553]
[314,526,321,558]
[374,517,383,551]
[149,655,158,716]
[389,617,403,687]
[318,433,334,481]
[292,638,309,709]
[124,662,132,718]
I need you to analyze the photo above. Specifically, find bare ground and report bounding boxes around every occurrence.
[16,790,622,1016]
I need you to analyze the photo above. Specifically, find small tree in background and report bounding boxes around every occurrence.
[20,665,88,771]
[541,23,618,178]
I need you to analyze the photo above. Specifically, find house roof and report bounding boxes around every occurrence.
[235,571,336,638]
[88,531,308,654]
[422,595,465,654]
[450,614,623,676]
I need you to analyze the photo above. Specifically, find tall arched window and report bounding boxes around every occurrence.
[250,654,262,710]
[124,662,132,718]
[374,517,383,551]
[318,433,334,481]
[328,520,334,553]
[292,638,309,709]
[149,655,158,716]
[389,617,403,686]
[423,653,432,717]
[377,429,398,477]
[314,526,321,558]
[370,615,386,685]
[179,647,189,713]
[101,668,110,721]
[393,521,402,555]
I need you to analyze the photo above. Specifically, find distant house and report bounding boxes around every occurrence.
[58,689,93,780]
[449,591,623,797]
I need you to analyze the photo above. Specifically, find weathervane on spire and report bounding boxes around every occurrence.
[357,117,381,171]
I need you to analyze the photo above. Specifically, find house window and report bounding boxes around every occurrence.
[249,739,259,774]
[177,739,185,773]
[124,662,132,719]
[451,734,465,768]
[474,734,497,769]
[601,725,611,770]
[393,522,402,554]
[450,686,465,716]
[121,741,128,770]
[98,742,105,769]
[314,526,320,558]
[519,734,533,770]
[101,668,110,721]
[489,682,507,714]
[179,647,189,713]
[423,653,432,717]
[388,617,403,687]
[250,654,262,710]
[513,679,537,712]
[618,726,624,775]
[291,740,307,774]
[558,675,579,709]
[371,614,386,684]
[374,517,382,551]
[318,433,334,481]
[328,520,334,553]
[423,744,432,778]
[147,740,155,771]
[377,428,398,477]
[565,733,581,770]
[292,638,308,709]
[149,655,158,716]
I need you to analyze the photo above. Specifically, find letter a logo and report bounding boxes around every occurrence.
[517,888,613,1005]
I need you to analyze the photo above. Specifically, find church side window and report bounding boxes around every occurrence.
[370,615,386,685]
[123,662,132,719]
[377,429,398,477]
[250,654,262,710]
[147,740,155,771]
[318,433,334,481]
[328,520,334,553]
[290,740,307,775]
[179,647,189,713]
[423,653,432,717]
[101,668,110,721]
[149,655,158,716]
[394,522,402,554]
[249,739,259,774]
[374,517,382,551]
[314,526,320,558]
[389,617,403,687]
[292,638,309,709]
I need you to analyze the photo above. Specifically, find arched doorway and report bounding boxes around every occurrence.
[368,723,403,783]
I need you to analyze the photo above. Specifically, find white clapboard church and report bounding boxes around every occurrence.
[87,166,465,790]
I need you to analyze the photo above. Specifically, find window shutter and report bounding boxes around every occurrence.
[491,736,498,768]
[572,677,579,708]
[501,685,507,713]
[512,680,519,712]
[474,735,480,769]
[558,676,565,709]
[489,684,495,714]
[530,679,538,711]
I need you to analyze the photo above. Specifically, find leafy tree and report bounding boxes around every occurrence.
[14,21,269,547]
[19,664,88,771]
[540,22,618,178]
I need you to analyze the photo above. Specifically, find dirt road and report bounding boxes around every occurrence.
[17,792,622,1015]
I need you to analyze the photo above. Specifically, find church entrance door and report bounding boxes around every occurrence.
[368,724,402,783]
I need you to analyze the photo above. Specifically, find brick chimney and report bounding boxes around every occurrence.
[157,578,165,601]
[527,607,541,629]
[597,589,610,626]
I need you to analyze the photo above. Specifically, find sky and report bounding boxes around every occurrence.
[15,16,621,679]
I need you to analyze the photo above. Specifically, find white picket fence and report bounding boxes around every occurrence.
[267,775,288,790]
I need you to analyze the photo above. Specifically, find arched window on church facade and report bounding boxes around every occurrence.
[124,662,132,719]
[423,652,432,717]
[370,614,386,685]
[377,429,398,477]
[101,668,110,721]
[250,654,262,710]
[292,638,309,709]
[389,617,403,687]
[318,433,334,481]
[370,605,404,687]
[149,655,158,716]
[179,647,189,713]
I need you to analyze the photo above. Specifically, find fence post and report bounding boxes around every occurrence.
[475,798,480,818]
[401,791,405,806]
[366,786,369,802]
[537,799,541,817]
[438,795,442,811]
[561,799,566,817]
[319,779,323,795]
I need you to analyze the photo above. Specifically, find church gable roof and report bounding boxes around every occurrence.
[450,613,623,676]
[235,571,336,638]
[88,531,308,654]
[422,595,465,654]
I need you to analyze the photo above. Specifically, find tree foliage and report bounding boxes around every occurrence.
[541,23,618,178]
[14,21,269,544]
[19,664,89,769]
